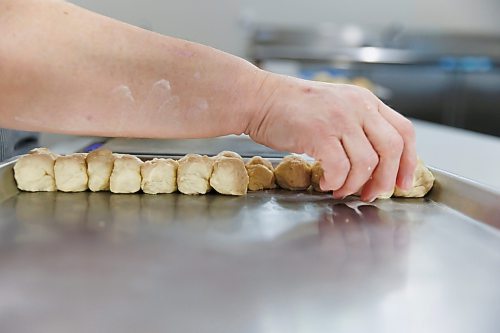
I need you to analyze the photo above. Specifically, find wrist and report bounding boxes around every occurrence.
[240,69,282,138]
[226,64,269,136]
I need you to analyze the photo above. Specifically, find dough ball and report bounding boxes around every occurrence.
[215,151,242,160]
[210,157,249,196]
[86,149,115,192]
[177,154,214,195]
[54,153,89,192]
[393,159,435,198]
[110,154,143,194]
[247,156,273,170]
[274,155,312,191]
[30,148,58,159]
[246,156,276,191]
[141,158,178,194]
[311,161,330,192]
[14,148,58,192]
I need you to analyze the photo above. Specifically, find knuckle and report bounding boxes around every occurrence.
[335,157,351,176]
[367,151,379,168]
[400,118,416,139]
[351,86,376,103]
[384,134,404,156]
[352,151,379,170]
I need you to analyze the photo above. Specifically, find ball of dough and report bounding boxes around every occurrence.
[54,153,89,192]
[141,158,179,194]
[86,149,115,192]
[177,154,214,195]
[246,156,276,191]
[274,155,312,191]
[247,155,273,170]
[393,159,435,198]
[110,154,143,194]
[215,151,242,160]
[210,157,249,196]
[14,148,58,192]
[311,161,330,192]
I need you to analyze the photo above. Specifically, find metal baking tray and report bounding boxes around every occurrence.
[0,155,499,333]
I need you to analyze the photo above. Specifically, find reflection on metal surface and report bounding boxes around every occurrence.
[9,190,415,246]
[3,191,414,331]
[1,159,500,332]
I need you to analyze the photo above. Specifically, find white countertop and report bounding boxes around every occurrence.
[413,119,500,191]
[42,119,500,191]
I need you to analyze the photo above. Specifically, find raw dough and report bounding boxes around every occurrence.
[309,158,434,199]
[86,149,115,192]
[54,153,88,192]
[177,154,214,195]
[311,161,329,192]
[246,156,276,191]
[14,148,58,192]
[110,154,143,194]
[141,158,178,194]
[393,159,435,198]
[274,155,312,190]
[210,157,249,196]
[216,151,242,160]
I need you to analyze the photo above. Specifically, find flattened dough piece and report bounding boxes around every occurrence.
[246,156,276,191]
[210,157,249,196]
[54,153,88,192]
[87,149,115,192]
[141,158,179,194]
[177,154,214,195]
[14,148,58,192]
[110,154,143,194]
[311,161,329,192]
[274,155,312,191]
[393,159,435,198]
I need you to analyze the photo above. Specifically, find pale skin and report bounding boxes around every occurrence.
[0,0,417,202]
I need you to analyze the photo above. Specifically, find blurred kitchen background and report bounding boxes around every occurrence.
[36,0,500,150]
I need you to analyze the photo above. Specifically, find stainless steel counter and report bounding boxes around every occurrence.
[0,155,499,333]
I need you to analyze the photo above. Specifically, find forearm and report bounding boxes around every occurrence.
[0,0,262,137]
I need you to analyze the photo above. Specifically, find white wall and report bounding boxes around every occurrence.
[71,0,500,57]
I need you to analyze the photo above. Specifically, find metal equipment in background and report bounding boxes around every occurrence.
[249,25,500,137]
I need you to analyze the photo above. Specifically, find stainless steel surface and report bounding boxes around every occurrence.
[101,136,286,158]
[251,26,500,64]
[0,158,500,333]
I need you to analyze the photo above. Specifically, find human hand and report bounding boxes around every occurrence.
[246,72,417,202]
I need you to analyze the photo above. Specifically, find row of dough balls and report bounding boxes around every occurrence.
[13,148,434,198]
[14,148,274,196]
